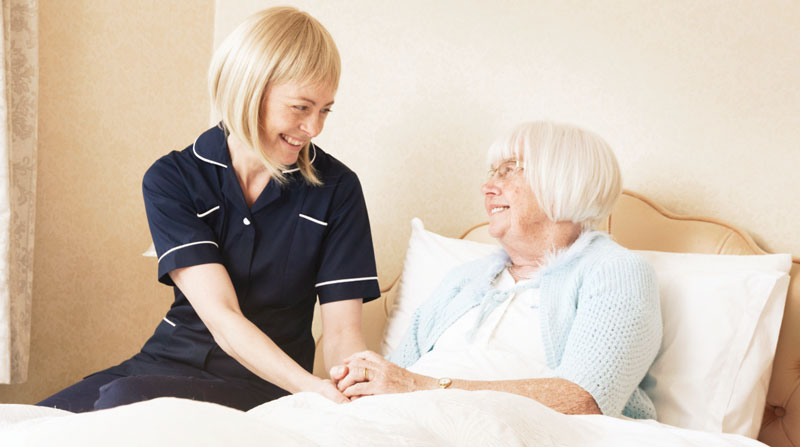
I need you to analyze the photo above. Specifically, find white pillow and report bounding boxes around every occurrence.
[380,218,500,355]
[142,242,157,257]
[636,250,791,438]
[381,218,792,439]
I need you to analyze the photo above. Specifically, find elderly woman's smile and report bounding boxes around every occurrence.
[482,165,547,244]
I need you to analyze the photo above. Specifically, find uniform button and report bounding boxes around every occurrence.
[243,217,251,225]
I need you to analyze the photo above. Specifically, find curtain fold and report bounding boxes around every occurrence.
[0,0,38,384]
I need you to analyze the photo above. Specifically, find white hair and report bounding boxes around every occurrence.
[487,121,622,230]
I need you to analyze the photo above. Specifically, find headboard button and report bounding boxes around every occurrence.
[774,406,786,417]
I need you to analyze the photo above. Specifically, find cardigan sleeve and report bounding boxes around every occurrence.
[388,251,507,367]
[552,253,662,417]
[387,259,474,367]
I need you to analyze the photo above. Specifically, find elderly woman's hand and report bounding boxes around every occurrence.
[336,350,435,398]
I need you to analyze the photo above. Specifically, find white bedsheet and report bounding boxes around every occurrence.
[0,390,766,446]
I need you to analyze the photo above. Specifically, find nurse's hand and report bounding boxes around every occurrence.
[329,364,349,384]
[311,378,349,404]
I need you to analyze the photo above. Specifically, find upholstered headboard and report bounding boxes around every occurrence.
[603,191,799,447]
[315,190,799,446]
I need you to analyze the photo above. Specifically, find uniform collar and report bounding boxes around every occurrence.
[192,124,230,169]
[280,142,317,174]
[192,124,319,174]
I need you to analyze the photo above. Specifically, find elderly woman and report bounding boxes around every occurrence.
[332,121,662,418]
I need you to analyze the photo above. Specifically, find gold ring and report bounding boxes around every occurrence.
[363,367,369,381]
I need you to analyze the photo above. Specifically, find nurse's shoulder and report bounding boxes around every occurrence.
[142,126,227,200]
[310,144,364,190]
[305,145,371,225]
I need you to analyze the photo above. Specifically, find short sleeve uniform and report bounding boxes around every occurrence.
[100,125,380,394]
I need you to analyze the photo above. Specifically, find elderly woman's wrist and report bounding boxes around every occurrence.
[415,374,439,391]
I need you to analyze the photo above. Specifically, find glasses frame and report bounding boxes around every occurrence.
[486,159,524,183]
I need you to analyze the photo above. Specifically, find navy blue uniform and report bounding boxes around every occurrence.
[39,125,380,411]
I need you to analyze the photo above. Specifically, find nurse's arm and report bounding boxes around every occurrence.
[169,262,347,402]
[320,299,366,377]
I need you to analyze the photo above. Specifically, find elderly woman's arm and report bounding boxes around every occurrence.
[549,254,662,416]
[335,253,661,416]
[335,350,600,415]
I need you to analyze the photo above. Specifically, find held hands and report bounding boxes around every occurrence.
[309,378,349,404]
[329,350,434,400]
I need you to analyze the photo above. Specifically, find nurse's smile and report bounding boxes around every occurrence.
[262,80,336,166]
[280,134,305,147]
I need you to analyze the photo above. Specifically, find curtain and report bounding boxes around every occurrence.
[0,0,37,384]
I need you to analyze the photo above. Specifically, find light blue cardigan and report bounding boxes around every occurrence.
[388,231,662,419]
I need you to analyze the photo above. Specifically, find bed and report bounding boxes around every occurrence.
[1,190,798,446]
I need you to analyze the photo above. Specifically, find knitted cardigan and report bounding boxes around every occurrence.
[388,231,662,419]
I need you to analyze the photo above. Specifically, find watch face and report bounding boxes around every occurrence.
[438,377,452,389]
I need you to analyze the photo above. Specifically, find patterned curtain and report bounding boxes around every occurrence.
[0,0,37,384]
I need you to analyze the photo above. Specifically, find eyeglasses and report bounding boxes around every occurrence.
[486,159,524,182]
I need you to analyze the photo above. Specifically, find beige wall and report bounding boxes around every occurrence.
[0,1,215,403]
[2,0,799,404]
[215,0,800,288]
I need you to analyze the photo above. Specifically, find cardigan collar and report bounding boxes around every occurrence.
[495,230,608,279]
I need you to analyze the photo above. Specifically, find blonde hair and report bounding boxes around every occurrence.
[208,6,341,185]
[487,121,622,230]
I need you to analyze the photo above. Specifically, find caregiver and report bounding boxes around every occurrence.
[38,6,379,412]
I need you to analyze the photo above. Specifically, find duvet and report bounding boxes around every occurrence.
[0,389,765,446]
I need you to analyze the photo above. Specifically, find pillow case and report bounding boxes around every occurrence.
[381,218,792,438]
[142,243,156,257]
[635,250,790,437]
[379,218,500,355]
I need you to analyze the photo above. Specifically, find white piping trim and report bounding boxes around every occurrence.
[299,214,328,226]
[192,135,228,168]
[281,142,317,174]
[310,142,317,164]
[158,240,219,263]
[162,317,176,327]
[315,276,378,288]
[196,206,220,218]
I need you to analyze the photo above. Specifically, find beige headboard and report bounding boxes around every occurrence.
[315,190,799,446]
[604,191,799,447]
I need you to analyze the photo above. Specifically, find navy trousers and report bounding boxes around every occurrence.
[36,373,283,413]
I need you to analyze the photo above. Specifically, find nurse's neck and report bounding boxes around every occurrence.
[227,134,270,207]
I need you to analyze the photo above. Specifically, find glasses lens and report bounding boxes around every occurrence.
[488,160,522,182]
[498,161,517,179]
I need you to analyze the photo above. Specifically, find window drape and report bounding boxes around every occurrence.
[0,0,37,384]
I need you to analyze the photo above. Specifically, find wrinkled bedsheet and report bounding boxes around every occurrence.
[0,389,766,446]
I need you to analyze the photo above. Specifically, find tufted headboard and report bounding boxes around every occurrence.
[314,190,799,446]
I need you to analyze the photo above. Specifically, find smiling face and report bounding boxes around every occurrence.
[261,80,336,165]
[482,159,551,247]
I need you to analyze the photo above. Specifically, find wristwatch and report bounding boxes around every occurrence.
[438,377,453,389]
